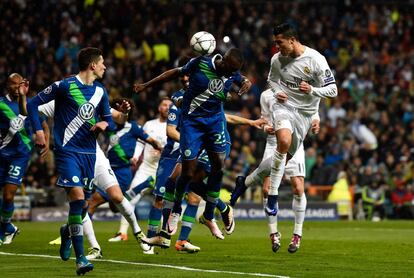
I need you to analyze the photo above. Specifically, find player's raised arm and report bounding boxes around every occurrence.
[17,78,29,116]
[238,75,252,95]
[133,68,181,93]
[111,99,131,125]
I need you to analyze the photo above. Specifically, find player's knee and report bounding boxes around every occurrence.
[153,197,163,208]
[187,192,201,205]
[291,177,304,195]
[277,141,290,153]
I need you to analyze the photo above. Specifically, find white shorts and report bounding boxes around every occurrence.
[272,104,311,156]
[129,162,157,189]
[285,144,305,178]
[94,146,118,191]
[263,136,305,178]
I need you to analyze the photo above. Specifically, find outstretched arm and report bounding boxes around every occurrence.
[225,114,267,129]
[146,137,163,152]
[133,68,181,93]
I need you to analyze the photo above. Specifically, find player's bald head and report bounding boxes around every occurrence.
[8,73,23,83]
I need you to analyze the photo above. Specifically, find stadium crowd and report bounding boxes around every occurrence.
[1,0,413,219]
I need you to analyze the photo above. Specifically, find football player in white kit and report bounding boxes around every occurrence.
[37,100,147,259]
[266,22,337,252]
[108,98,170,249]
[230,88,320,253]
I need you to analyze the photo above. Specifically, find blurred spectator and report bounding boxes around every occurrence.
[391,183,414,219]
[328,171,353,219]
[361,178,385,221]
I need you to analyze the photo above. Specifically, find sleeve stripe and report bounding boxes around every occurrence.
[323,82,336,87]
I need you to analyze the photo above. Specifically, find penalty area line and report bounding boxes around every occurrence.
[0,251,289,278]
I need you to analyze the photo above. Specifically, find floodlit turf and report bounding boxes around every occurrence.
[1,220,413,277]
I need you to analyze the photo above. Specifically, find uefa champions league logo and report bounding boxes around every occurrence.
[209,79,224,94]
[78,103,95,121]
[109,134,119,146]
[10,117,24,131]
[168,112,176,121]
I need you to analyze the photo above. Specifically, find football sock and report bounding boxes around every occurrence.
[68,200,85,259]
[245,156,272,187]
[173,175,190,215]
[0,201,14,234]
[216,199,227,212]
[161,200,174,231]
[264,196,278,234]
[269,150,286,196]
[292,193,307,236]
[83,213,100,250]
[115,197,141,234]
[204,170,222,220]
[147,206,162,238]
[178,203,198,241]
[118,216,130,235]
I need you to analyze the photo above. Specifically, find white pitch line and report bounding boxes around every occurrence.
[0,251,289,278]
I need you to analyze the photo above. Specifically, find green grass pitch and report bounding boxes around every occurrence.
[1,220,413,277]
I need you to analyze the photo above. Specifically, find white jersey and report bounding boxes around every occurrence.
[140,118,168,172]
[268,46,337,115]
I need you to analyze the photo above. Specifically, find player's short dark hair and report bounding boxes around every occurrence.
[273,23,298,39]
[78,47,103,71]
[226,48,244,65]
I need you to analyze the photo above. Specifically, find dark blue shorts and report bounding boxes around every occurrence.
[55,150,95,196]
[0,154,29,186]
[180,113,227,160]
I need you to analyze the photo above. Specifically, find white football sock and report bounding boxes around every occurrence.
[245,157,272,187]
[83,213,100,250]
[264,196,278,234]
[118,216,130,235]
[115,198,141,234]
[292,193,307,236]
[269,150,286,195]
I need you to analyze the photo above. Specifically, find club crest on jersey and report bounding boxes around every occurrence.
[10,116,24,131]
[208,79,224,94]
[168,112,176,121]
[304,67,311,74]
[184,149,192,157]
[109,134,119,146]
[78,103,95,121]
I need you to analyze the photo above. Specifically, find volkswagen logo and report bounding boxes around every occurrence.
[208,79,224,94]
[78,103,95,121]
[10,117,24,131]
